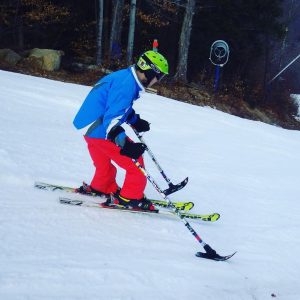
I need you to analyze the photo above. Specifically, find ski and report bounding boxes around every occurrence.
[58,197,220,221]
[59,197,159,214]
[34,181,194,211]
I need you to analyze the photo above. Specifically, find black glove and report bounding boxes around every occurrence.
[127,110,150,133]
[133,118,150,133]
[120,140,147,159]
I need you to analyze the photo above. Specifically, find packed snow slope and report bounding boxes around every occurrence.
[1,70,300,300]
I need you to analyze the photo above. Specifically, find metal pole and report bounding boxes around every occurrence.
[132,127,188,195]
[133,159,236,261]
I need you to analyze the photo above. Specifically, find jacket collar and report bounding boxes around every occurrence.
[130,66,145,92]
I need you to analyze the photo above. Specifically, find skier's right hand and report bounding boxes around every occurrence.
[120,139,147,159]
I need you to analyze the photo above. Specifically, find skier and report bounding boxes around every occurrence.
[73,50,169,211]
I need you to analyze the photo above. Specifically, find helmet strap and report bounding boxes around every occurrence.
[144,69,158,86]
[135,65,157,87]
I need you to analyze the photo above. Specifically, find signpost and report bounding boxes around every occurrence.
[209,40,230,91]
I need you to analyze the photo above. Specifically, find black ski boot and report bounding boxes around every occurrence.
[75,182,110,200]
[112,192,155,211]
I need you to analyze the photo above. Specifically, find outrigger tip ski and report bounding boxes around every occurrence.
[163,177,189,196]
[195,244,236,261]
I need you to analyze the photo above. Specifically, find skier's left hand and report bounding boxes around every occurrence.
[120,140,147,159]
[133,118,150,133]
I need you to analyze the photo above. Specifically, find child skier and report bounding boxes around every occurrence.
[73,50,169,211]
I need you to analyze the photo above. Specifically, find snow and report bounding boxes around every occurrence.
[1,69,300,300]
[291,94,300,121]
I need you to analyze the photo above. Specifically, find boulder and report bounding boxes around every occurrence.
[27,48,64,71]
[0,49,22,66]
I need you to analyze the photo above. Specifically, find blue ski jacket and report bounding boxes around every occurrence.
[73,66,144,143]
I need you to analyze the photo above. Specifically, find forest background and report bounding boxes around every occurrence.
[1,0,300,129]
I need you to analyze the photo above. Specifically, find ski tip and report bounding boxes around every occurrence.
[163,177,189,195]
[200,213,220,222]
[212,213,221,221]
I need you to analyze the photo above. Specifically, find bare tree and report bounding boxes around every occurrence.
[127,0,137,64]
[175,0,196,82]
[278,0,300,69]
[109,0,124,61]
[96,0,104,64]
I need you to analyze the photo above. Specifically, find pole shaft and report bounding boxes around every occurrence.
[133,128,172,184]
[214,65,220,91]
[133,160,206,246]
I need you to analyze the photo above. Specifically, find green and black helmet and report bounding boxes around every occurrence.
[136,50,169,84]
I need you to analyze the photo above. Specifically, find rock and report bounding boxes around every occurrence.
[27,48,64,71]
[0,49,22,66]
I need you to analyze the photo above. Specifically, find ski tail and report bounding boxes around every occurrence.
[34,181,76,193]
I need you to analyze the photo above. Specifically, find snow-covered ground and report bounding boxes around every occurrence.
[1,69,300,300]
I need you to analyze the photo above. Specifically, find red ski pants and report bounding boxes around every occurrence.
[84,136,146,199]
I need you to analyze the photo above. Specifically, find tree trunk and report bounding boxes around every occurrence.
[14,0,24,50]
[16,17,24,50]
[175,0,196,82]
[109,0,124,61]
[278,0,296,70]
[96,0,104,64]
[264,33,271,89]
[127,0,137,64]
